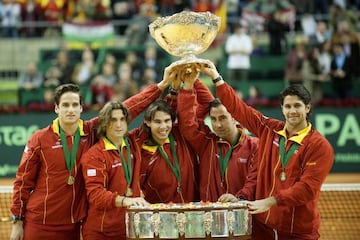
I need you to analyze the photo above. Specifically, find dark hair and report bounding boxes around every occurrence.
[54,84,83,106]
[143,100,176,133]
[209,98,223,111]
[96,100,131,138]
[280,84,312,119]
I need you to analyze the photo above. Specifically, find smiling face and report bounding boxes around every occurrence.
[145,111,173,145]
[105,109,128,145]
[281,95,310,133]
[55,92,83,127]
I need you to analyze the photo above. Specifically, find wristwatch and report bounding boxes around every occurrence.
[11,215,23,224]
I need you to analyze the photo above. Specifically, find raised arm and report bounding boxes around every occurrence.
[123,62,179,119]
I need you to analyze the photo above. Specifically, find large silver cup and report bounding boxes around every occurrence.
[149,11,220,68]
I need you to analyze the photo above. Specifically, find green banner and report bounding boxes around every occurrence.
[0,108,359,177]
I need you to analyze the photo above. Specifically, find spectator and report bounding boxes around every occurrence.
[225,23,253,89]
[330,43,353,100]
[328,2,358,32]
[53,50,74,85]
[284,36,307,85]
[124,51,143,86]
[18,61,44,107]
[71,46,96,85]
[331,19,360,77]
[90,74,114,111]
[124,3,153,47]
[41,0,66,37]
[111,0,134,35]
[72,0,111,23]
[308,21,331,47]
[27,87,55,112]
[302,46,329,105]
[143,46,162,82]
[140,67,157,90]
[20,0,43,37]
[246,85,269,107]
[18,61,44,91]
[99,62,117,86]
[1,0,21,38]
[266,11,288,55]
[300,13,317,38]
[113,62,139,102]
[43,66,61,88]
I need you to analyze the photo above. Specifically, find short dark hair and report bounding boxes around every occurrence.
[279,84,311,105]
[54,84,83,106]
[209,98,223,112]
[96,100,131,138]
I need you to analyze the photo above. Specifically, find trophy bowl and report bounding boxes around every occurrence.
[149,11,220,66]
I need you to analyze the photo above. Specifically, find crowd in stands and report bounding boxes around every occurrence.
[1,0,360,113]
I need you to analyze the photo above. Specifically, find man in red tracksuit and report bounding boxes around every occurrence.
[80,66,178,239]
[11,84,98,240]
[200,59,334,240]
[131,73,214,204]
[177,77,258,202]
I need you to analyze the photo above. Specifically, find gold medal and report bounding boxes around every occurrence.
[126,187,133,197]
[67,175,75,185]
[280,171,287,182]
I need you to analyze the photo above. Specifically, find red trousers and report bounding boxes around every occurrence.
[252,217,320,240]
[82,230,126,240]
[24,221,81,240]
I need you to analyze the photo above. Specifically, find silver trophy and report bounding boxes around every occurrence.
[149,11,220,69]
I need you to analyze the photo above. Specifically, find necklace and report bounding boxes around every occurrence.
[106,136,133,196]
[59,126,80,185]
[279,136,299,182]
[152,135,182,193]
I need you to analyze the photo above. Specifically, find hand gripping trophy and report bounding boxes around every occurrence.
[149,11,220,73]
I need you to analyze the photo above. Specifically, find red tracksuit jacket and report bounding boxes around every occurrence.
[177,88,258,202]
[11,118,98,226]
[216,83,334,235]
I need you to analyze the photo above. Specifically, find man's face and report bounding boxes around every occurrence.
[281,95,310,130]
[210,105,237,141]
[55,92,82,126]
[145,111,172,145]
[106,109,128,142]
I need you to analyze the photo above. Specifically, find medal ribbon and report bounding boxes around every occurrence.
[279,136,300,168]
[59,126,80,174]
[219,133,241,180]
[106,137,132,186]
[153,135,181,183]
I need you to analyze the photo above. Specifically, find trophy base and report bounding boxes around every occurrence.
[172,55,208,73]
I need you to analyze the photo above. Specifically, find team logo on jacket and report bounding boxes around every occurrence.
[273,136,280,147]
[52,141,62,149]
[238,158,247,163]
[112,159,122,168]
[87,169,96,176]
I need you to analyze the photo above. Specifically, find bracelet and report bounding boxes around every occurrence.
[212,76,223,84]
[121,197,126,207]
